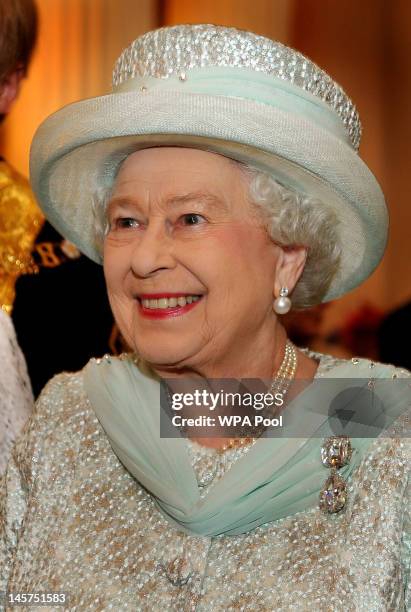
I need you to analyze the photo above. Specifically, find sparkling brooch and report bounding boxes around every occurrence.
[319,435,353,513]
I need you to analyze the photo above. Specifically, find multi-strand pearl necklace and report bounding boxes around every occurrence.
[218,340,298,452]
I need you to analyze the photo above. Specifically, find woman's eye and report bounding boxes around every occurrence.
[180,213,206,226]
[113,217,140,229]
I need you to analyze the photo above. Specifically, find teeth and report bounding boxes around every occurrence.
[140,296,200,309]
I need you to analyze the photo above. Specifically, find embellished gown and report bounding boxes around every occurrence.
[0,352,410,611]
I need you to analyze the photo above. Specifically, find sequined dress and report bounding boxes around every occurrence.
[0,352,410,611]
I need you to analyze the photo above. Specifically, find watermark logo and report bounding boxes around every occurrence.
[159,378,410,439]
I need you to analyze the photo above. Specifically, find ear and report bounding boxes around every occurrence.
[273,245,307,298]
[0,69,24,115]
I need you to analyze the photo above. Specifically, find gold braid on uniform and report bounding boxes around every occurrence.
[0,160,44,314]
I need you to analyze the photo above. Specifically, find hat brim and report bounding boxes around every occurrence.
[30,89,388,303]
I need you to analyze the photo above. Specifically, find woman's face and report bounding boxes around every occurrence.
[104,147,283,375]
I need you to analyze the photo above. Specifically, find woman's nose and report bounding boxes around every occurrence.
[130,222,175,278]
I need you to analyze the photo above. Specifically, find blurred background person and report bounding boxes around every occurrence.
[1,4,115,398]
[12,220,115,397]
[0,0,38,473]
[0,0,42,314]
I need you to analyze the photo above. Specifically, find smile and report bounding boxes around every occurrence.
[137,293,203,319]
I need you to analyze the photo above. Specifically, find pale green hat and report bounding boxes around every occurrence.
[29,24,388,302]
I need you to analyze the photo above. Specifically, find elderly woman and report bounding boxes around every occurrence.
[1,25,410,611]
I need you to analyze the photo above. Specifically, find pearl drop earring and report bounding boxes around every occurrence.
[273,286,292,315]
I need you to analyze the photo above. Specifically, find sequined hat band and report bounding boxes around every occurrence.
[113,24,361,150]
[115,66,351,147]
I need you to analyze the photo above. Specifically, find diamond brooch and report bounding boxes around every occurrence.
[319,436,353,513]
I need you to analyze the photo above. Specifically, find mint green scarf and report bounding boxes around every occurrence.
[83,355,409,536]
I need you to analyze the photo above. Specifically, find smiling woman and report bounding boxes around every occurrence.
[1,24,410,610]
[102,147,308,378]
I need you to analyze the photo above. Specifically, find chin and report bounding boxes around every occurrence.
[134,341,200,371]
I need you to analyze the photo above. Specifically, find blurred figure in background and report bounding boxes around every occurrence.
[0,0,43,313]
[1,4,114,398]
[0,0,38,472]
[12,223,115,397]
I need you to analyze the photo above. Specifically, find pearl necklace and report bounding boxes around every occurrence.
[218,340,298,452]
